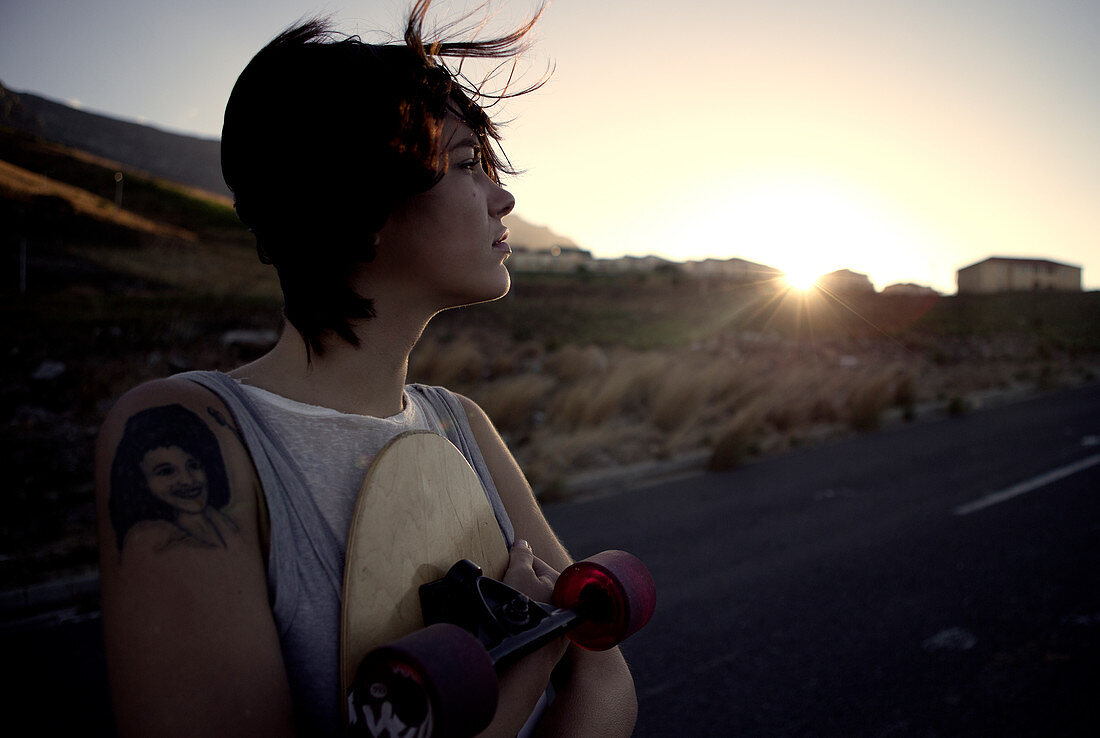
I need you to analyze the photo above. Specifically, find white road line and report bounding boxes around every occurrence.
[954,453,1100,516]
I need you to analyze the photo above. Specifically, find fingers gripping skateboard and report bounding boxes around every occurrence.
[348,551,655,737]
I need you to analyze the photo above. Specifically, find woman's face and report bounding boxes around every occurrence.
[140,446,209,515]
[367,116,516,311]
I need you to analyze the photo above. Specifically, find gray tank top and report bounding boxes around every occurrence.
[178,371,515,734]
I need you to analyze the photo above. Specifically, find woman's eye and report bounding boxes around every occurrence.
[460,147,482,170]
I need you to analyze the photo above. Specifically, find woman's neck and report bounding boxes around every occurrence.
[229,314,428,418]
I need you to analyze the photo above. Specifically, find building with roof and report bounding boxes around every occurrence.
[956,257,1082,294]
[881,283,939,297]
[680,257,782,283]
[818,268,875,294]
[591,254,675,274]
[508,244,594,272]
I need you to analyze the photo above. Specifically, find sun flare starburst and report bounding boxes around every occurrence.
[783,269,822,291]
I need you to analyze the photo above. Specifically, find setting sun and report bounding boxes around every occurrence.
[646,175,937,293]
[783,268,823,291]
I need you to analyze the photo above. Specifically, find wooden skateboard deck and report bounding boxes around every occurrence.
[339,430,510,713]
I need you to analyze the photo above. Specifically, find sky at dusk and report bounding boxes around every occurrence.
[1,0,1097,293]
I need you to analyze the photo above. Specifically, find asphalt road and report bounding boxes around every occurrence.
[546,383,1100,737]
[4,383,1098,736]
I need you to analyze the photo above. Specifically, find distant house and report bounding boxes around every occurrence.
[882,283,939,297]
[956,257,1082,294]
[681,257,782,283]
[592,255,675,274]
[818,269,875,294]
[508,244,593,273]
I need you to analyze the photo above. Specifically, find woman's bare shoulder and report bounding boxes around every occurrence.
[98,375,249,459]
[95,375,260,558]
[104,375,227,423]
[453,392,502,431]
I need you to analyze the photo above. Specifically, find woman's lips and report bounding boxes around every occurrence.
[493,229,511,253]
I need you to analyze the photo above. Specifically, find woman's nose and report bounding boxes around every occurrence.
[490,181,516,219]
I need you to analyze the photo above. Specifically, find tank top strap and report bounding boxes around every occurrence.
[406,384,515,546]
[176,370,345,616]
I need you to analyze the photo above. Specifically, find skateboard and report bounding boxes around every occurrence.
[340,430,656,737]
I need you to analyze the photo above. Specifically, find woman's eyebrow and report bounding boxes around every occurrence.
[449,136,480,151]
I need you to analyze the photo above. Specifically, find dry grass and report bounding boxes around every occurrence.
[649,362,709,432]
[548,353,662,429]
[521,422,662,495]
[72,239,281,298]
[410,337,488,386]
[542,345,610,382]
[475,373,557,433]
[0,159,195,241]
[436,332,1100,493]
[709,402,769,471]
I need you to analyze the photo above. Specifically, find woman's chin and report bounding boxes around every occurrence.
[451,270,511,308]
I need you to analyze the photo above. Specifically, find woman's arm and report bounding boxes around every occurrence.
[458,395,639,737]
[95,378,294,737]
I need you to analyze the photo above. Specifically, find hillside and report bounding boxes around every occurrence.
[2,108,1099,591]
[1,82,228,196]
[502,214,579,252]
[0,82,588,255]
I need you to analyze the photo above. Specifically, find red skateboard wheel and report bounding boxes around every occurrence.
[551,550,656,651]
[349,623,498,738]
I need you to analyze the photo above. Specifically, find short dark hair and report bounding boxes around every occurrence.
[221,1,545,357]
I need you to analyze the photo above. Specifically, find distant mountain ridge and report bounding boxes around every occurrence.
[0,82,579,251]
[0,84,944,293]
[1,81,228,196]
[502,214,579,252]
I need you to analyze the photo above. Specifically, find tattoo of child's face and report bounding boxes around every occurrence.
[109,404,239,552]
[139,446,209,514]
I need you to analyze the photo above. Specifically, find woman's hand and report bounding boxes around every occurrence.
[475,540,568,737]
[502,539,559,602]
[460,395,638,737]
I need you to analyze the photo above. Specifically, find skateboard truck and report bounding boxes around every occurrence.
[349,550,655,738]
[419,558,606,670]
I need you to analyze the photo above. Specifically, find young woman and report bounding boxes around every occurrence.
[94,2,637,736]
